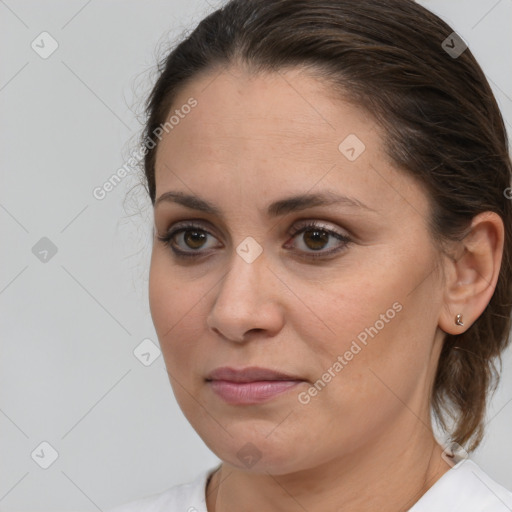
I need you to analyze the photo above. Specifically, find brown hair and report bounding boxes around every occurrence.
[141,0,512,451]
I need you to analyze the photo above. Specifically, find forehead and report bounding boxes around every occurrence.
[153,66,429,219]
[159,66,375,156]
[156,68,373,176]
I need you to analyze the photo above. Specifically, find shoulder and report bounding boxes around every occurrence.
[409,459,512,512]
[105,465,219,512]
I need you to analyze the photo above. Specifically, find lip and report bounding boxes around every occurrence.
[206,366,306,405]
[206,366,304,382]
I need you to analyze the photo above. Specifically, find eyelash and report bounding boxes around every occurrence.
[156,220,352,260]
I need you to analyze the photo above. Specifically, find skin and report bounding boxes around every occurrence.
[148,65,504,512]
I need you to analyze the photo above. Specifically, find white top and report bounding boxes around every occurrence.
[107,459,512,512]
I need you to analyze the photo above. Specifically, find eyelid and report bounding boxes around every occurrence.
[157,218,221,239]
[159,218,348,243]
[288,219,348,237]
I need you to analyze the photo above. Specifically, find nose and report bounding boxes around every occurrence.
[206,249,285,343]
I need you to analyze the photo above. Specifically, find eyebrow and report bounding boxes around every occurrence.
[154,190,376,217]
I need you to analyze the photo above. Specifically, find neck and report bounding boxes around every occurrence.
[206,423,450,512]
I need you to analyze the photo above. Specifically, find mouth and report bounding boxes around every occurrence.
[205,366,306,405]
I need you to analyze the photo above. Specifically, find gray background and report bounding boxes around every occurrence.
[1,0,511,510]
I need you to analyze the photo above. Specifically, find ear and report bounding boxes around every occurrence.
[439,211,505,335]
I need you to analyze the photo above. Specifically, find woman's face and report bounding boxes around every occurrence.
[149,66,447,474]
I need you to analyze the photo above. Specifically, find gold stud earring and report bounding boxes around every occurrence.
[455,313,464,326]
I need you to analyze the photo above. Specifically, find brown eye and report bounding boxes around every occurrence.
[157,220,352,261]
[286,221,352,259]
[157,222,221,258]
[302,227,330,251]
[182,229,208,250]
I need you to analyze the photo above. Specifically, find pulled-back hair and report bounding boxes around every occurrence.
[142,0,512,451]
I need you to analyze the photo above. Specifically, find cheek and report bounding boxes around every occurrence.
[148,262,205,418]
[297,251,438,406]
[149,253,196,357]
[149,248,199,331]
[148,254,172,337]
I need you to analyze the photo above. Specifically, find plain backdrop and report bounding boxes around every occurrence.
[1,0,511,510]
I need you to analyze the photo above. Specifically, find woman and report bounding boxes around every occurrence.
[109,0,512,510]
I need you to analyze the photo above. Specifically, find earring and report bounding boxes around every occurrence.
[455,313,464,326]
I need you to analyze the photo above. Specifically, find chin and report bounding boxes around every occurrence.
[199,427,313,475]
